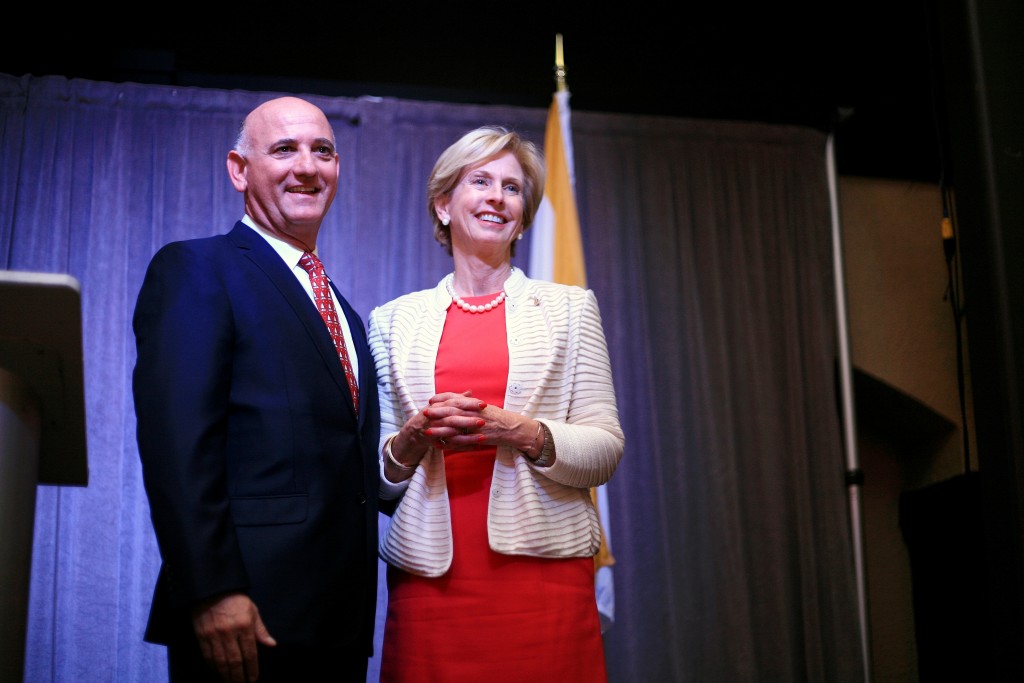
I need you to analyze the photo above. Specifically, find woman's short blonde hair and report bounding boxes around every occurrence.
[426,125,545,257]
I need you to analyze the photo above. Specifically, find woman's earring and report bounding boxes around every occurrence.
[517,232,523,240]
[441,216,450,226]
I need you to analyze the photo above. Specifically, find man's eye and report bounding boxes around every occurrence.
[274,145,295,154]
[316,145,334,155]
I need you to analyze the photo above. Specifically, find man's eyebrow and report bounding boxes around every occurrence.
[266,137,334,150]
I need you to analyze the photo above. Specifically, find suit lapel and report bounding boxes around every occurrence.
[227,223,356,413]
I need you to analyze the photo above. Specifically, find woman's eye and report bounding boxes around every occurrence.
[503,184,520,195]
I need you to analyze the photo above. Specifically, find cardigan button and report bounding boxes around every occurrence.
[508,382,522,395]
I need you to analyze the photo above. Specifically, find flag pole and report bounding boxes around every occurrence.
[543,33,617,632]
[554,33,568,91]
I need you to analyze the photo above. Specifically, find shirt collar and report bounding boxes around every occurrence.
[241,214,310,268]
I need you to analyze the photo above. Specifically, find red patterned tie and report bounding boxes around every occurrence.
[298,252,359,413]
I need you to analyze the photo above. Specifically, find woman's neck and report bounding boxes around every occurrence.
[451,259,513,297]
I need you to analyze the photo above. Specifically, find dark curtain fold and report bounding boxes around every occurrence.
[0,73,863,682]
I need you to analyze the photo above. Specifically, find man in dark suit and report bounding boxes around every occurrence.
[133,96,380,683]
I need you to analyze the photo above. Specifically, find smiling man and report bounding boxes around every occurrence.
[132,96,381,683]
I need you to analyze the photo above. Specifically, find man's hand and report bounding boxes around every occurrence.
[192,592,277,683]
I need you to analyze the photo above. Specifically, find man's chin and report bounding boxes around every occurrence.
[285,206,329,226]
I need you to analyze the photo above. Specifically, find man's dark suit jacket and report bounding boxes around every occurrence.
[132,221,380,655]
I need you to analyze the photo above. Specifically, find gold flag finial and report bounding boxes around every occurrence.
[554,33,568,91]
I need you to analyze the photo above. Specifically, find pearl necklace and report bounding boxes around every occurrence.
[445,271,510,314]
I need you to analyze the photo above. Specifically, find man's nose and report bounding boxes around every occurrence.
[293,149,317,174]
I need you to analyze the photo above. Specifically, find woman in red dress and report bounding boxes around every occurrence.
[368,126,625,682]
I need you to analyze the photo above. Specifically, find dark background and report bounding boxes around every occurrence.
[1,4,948,183]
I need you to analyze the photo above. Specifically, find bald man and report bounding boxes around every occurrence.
[133,97,381,682]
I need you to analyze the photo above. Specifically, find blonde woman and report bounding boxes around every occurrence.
[369,125,624,682]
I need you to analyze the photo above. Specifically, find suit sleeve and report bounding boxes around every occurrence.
[133,242,249,609]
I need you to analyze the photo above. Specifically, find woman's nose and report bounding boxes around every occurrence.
[484,183,504,202]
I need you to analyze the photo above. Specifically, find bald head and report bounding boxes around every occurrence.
[235,96,335,156]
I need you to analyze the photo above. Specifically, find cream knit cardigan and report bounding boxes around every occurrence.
[368,268,624,577]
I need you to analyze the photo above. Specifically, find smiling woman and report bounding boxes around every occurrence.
[424,125,545,260]
[367,124,625,682]
[438,151,525,268]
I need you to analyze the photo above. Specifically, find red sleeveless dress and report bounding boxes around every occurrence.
[379,294,607,683]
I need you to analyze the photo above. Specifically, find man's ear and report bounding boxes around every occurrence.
[226,150,247,192]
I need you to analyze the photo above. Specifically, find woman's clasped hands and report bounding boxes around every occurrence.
[386,389,542,480]
[420,390,488,449]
